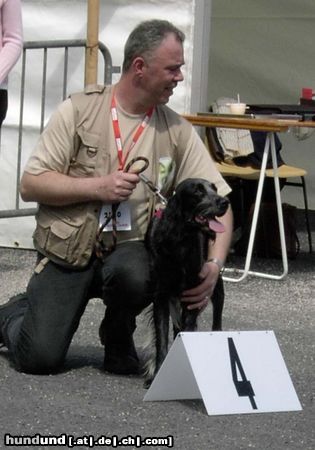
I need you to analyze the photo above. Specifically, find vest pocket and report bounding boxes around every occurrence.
[34,216,81,261]
[33,208,97,267]
[69,128,100,176]
[48,221,76,260]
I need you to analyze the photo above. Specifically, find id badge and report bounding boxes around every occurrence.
[99,202,132,231]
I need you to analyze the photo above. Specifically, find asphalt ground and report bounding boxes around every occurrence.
[0,224,314,450]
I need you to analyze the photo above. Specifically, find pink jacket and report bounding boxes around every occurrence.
[0,0,23,88]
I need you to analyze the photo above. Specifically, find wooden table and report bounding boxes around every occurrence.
[184,113,315,131]
[184,113,315,282]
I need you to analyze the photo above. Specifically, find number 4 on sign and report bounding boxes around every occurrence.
[228,337,257,410]
[144,331,302,416]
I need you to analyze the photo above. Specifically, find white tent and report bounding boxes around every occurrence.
[208,0,315,211]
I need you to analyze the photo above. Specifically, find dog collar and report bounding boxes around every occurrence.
[154,208,164,219]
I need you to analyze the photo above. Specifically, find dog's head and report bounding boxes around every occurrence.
[168,178,229,236]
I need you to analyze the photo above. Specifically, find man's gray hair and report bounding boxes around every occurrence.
[122,19,185,73]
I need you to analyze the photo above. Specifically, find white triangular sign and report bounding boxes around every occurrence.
[143,331,302,416]
[143,333,202,401]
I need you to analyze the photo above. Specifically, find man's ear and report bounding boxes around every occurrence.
[133,56,146,77]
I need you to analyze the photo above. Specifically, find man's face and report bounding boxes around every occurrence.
[140,33,185,105]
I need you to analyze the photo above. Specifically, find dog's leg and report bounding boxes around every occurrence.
[169,296,181,340]
[211,275,224,331]
[182,306,199,332]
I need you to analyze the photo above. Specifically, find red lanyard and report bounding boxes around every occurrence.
[111,95,154,170]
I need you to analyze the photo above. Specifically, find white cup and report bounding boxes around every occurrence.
[229,103,247,115]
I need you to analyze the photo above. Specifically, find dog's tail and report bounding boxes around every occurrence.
[142,297,181,385]
[141,303,157,382]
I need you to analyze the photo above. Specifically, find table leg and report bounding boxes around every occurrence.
[223,132,288,282]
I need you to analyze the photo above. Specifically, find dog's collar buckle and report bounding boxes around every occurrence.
[139,173,168,206]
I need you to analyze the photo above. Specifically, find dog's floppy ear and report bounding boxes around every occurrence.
[164,189,186,223]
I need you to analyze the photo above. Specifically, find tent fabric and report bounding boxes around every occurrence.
[208,0,315,210]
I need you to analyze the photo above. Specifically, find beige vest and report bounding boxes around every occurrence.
[33,85,190,268]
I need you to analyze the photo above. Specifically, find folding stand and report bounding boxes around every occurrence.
[223,132,288,282]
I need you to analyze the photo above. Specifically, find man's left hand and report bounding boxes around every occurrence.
[181,261,220,311]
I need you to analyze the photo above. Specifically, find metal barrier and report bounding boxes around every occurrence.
[0,39,120,219]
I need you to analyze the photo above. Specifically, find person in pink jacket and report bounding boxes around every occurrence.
[0,0,23,128]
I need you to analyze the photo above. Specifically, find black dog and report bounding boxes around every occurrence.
[144,178,229,387]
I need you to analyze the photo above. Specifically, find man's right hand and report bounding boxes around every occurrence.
[95,170,140,203]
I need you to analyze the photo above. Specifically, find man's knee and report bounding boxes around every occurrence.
[14,341,65,375]
[101,245,152,309]
[120,266,149,298]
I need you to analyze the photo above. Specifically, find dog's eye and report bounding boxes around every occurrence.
[194,184,205,196]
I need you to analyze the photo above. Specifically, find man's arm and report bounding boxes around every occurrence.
[20,170,140,206]
[206,203,234,272]
[181,204,233,310]
[19,96,139,207]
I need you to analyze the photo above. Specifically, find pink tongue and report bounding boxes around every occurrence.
[209,219,225,233]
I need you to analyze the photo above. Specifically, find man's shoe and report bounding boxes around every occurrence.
[103,336,140,375]
[0,293,28,346]
[99,310,140,375]
[103,352,140,375]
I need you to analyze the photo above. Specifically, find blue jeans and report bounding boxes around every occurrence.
[6,241,152,374]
